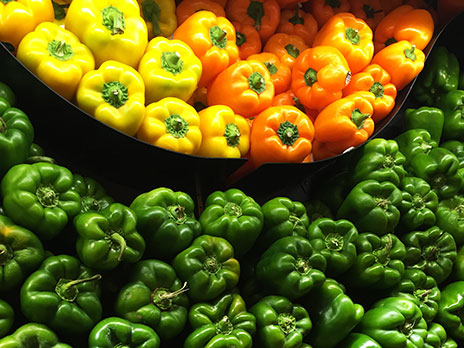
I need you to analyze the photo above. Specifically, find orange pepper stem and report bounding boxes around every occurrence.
[326,0,342,8]
[304,68,318,86]
[351,108,371,129]
[165,114,189,138]
[289,11,305,25]
[141,0,162,37]
[236,32,246,47]
[161,52,184,76]
[209,26,228,49]
[48,40,74,61]
[248,72,266,94]
[369,82,385,98]
[101,5,126,35]
[285,44,300,59]
[277,120,300,145]
[264,62,278,75]
[345,28,361,45]
[404,45,417,61]
[101,81,129,109]
[224,123,242,147]
[247,1,265,30]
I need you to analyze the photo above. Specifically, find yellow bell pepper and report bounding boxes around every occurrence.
[197,105,250,158]
[137,97,202,155]
[0,0,54,50]
[137,0,177,39]
[17,22,95,101]
[138,37,202,104]
[76,60,145,136]
[65,0,148,69]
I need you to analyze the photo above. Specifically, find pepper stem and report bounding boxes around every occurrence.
[304,68,317,87]
[248,71,266,94]
[48,40,74,61]
[55,274,102,302]
[324,233,344,251]
[294,257,311,274]
[414,288,432,302]
[404,45,417,61]
[363,4,383,18]
[141,0,161,36]
[422,245,440,261]
[351,108,371,129]
[374,234,393,265]
[161,51,183,75]
[277,120,299,146]
[165,114,189,138]
[236,32,246,47]
[101,81,129,109]
[204,256,221,274]
[264,62,278,76]
[285,44,300,59]
[385,38,397,47]
[370,82,385,99]
[111,233,126,261]
[224,123,241,147]
[289,10,304,25]
[26,156,56,165]
[345,28,361,45]
[101,5,126,35]
[167,205,187,224]
[209,25,227,49]
[278,313,297,335]
[247,1,264,30]
[224,202,242,217]
[152,282,189,311]
[216,315,234,335]
[36,184,59,208]
[0,117,7,134]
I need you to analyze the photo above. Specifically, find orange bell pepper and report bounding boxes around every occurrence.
[373,5,434,53]
[404,0,438,24]
[233,21,262,60]
[314,91,375,154]
[343,63,397,123]
[207,60,275,118]
[348,0,385,30]
[276,0,309,9]
[211,0,227,6]
[173,10,239,87]
[292,45,351,110]
[380,0,404,15]
[303,0,351,28]
[312,139,344,160]
[313,12,374,74]
[372,40,424,91]
[247,52,291,94]
[176,0,226,25]
[225,0,281,43]
[263,33,309,69]
[272,89,316,120]
[277,8,318,46]
[438,0,464,25]
[187,87,209,112]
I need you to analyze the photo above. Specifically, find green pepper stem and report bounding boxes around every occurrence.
[404,45,417,61]
[111,233,126,261]
[165,114,189,138]
[384,38,397,47]
[160,282,189,300]
[102,5,125,35]
[247,1,265,30]
[56,274,102,302]
[248,71,266,94]
[61,274,102,291]
[345,28,361,45]
[351,108,371,129]
[48,40,74,61]
[209,25,227,49]
[278,313,297,335]
[152,282,189,311]
[289,10,304,25]
[26,155,56,164]
[161,51,184,76]
[224,123,241,147]
[141,0,161,36]
[285,44,300,59]
[414,288,432,302]
[370,82,385,99]
[374,234,393,265]
[0,117,7,134]
[236,31,246,47]
[101,81,129,109]
[224,202,242,217]
[277,121,299,146]
[167,205,187,224]
[304,68,318,87]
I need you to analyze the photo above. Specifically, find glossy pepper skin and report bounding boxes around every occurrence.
[185,292,256,348]
[263,33,309,70]
[424,322,458,348]
[1,162,81,240]
[0,215,44,291]
[247,52,292,95]
[441,141,464,168]
[89,317,160,348]
[137,0,177,39]
[277,8,318,46]
[437,90,464,142]
[172,235,240,303]
[436,281,464,341]
[0,98,34,177]
[130,187,201,261]
[338,333,382,348]
[199,188,263,258]
[70,174,114,214]
[115,259,189,341]
[20,254,103,336]
[395,129,438,167]
[403,107,445,144]
[0,82,15,106]
[176,0,225,26]
[0,300,13,338]
[234,21,262,60]
[249,295,312,348]
[0,323,71,348]
[75,203,145,271]
[436,195,464,247]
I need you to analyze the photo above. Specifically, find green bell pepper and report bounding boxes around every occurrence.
[403,107,445,144]
[357,296,428,348]
[441,140,464,168]
[338,333,382,348]
[337,179,402,235]
[0,323,71,348]
[0,82,15,106]
[397,176,439,232]
[390,268,441,323]
[0,215,44,291]
[436,195,464,246]
[413,46,460,106]
[342,233,406,290]
[88,317,160,348]
[402,226,457,285]
[20,254,102,336]
[302,278,364,348]
[249,295,312,348]
[115,259,189,341]
[130,187,201,261]
[71,174,113,214]
[1,162,81,240]
[172,235,240,303]
[255,236,326,300]
[395,129,438,167]
[26,143,55,165]
[185,292,256,348]
[0,300,13,338]
[424,322,457,348]
[307,218,358,277]
[436,281,464,341]
[199,188,263,258]
[304,199,334,223]
[350,138,407,187]
[451,244,464,281]
[0,97,34,177]
[313,168,351,215]
[437,89,464,141]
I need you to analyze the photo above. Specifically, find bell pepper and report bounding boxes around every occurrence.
[225,0,281,43]
[403,107,445,144]
[136,97,202,155]
[0,98,34,177]
[277,8,318,46]
[173,10,239,87]
[452,244,464,281]
[313,12,374,74]
[0,0,54,51]
[408,147,463,199]
[442,141,464,169]
[0,323,71,348]
[0,82,15,107]
[247,52,291,95]
[249,295,312,348]
[16,22,95,101]
[292,45,351,110]
[339,333,382,348]
[256,236,326,300]
[437,90,464,142]
[436,195,464,247]
[272,89,310,115]
[137,0,177,39]
[436,281,464,341]
[343,63,397,123]
[233,21,262,60]
[65,0,148,68]
[172,235,240,303]
[413,46,460,106]
[115,259,189,341]
[188,87,208,112]
[276,0,309,8]
[207,60,275,118]
[199,188,263,258]
[20,254,102,336]
[398,176,439,232]
[373,5,434,53]
[71,174,114,214]
[380,0,405,14]
[0,300,12,338]
[342,233,406,289]
[349,0,385,30]
[305,0,351,28]
[1,162,81,240]
[176,0,225,25]
[89,317,160,348]
[307,217,358,277]
[185,292,256,348]
[304,199,334,223]
[138,37,202,104]
[76,60,145,137]
[129,187,201,261]
[358,296,428,347]
[372,40,425,91]
[302,278,365,348]
[395,129,438,167]
[263,33,309,70]
[424,322,458,348]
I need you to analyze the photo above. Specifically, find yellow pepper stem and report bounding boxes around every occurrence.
[101,5,126,35]
[224,123,241,147]
[48,40,74,61]
[165,114,189,138]
[102,81,129,108]
[161,51,183,76]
